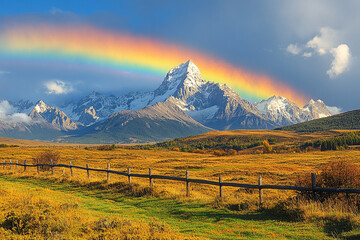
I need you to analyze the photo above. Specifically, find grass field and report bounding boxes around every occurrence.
[1,130,360,239]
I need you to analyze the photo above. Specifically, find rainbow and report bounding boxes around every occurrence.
[0,24,307,106]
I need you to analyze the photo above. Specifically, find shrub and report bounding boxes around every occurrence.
[213,149,227,156]
[97,144,116,151]
[228,149,238,155]
[296,160,360,204]
[262,140,272,153]
[36,150,60,171]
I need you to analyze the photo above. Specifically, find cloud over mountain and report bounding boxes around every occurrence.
[44,80,73,95]
[0,100,31,123]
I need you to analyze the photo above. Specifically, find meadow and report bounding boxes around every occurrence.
[1,130,360,239]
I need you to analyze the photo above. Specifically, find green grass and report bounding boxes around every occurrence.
[0,173,346,239]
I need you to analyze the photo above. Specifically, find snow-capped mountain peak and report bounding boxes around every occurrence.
[181,59,204,88]
[152,60,205,103]
[29,100,78,131]
[256,96,291,115]
[34,100,51,113]
[255,95,334,126]
[303,99,331,118]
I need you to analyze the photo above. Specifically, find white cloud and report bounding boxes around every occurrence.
[286,27,351,78]
[44,80,73,95]
[0,100,13,118]
[327,106,342,115]
[0,100,31,123]
[326,44,351,79]
[9,113,32,123]
[306,27,338,55]
[286,44,302,55]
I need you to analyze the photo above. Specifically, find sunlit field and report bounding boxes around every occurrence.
[1,131,360,239]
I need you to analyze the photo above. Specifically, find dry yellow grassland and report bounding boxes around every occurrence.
[1,144,360,203]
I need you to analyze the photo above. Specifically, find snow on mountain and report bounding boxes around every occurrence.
[187,105,219,122]
[59,91,123,124]
[150,60,205,105]
[255,96,304,125]
[29,100,78,131]
[255,96,333,126]
[78,106,99,126]
[303,99,332,119]
[9,100,35,114]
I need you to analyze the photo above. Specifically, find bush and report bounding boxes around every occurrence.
[296,160,360,204]
[262,140,272,153]
[36,150,60,171]
[97,144,116,151]
[228,149,238,155]
[213,149,227,156]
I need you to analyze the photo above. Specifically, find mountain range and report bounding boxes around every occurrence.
[0,60,337,143]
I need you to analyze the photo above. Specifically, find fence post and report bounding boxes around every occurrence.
[9,159,12,170]
[3,159,5,170]
[311,173,318,201]
[37,158,40,174]
[107,163,111,184]
[24,160,27,172]
[149,168,153,187]
[258,175,263,206]
[127,167,131,183]
[70,162,73,177]
[86,164,90,181]
[51,160,54,175]
[219,174,223,199]
[186,170,190,197]
[15,160,18,171]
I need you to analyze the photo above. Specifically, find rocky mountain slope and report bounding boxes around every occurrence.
[29,100,78,131]
[68,97,211,143]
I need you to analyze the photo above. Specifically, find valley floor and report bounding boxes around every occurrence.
[0,146,360,238]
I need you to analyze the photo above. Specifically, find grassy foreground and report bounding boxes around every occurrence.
[0,169,359,239]
[1,139,360,239]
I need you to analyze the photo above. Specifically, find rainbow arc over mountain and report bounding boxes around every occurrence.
[0,24,307,106]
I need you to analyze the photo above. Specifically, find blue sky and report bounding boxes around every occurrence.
[0,0,359,111]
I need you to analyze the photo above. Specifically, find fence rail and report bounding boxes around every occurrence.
[1,160,360,204]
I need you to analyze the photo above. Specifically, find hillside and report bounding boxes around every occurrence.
[276,109,360,132]
[152,129,342,153]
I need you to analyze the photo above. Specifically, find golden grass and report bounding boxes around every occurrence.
[0,185,187,239]
[1,144,360,203]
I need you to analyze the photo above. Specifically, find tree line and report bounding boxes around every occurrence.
[301,131,360,151]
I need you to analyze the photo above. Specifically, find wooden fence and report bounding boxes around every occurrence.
[1,159,360,205]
